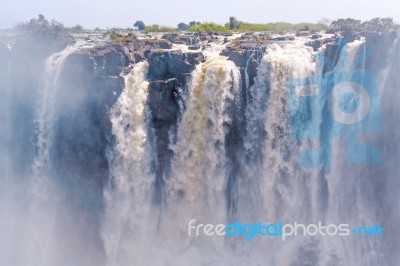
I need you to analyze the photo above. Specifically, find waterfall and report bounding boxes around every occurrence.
[102,61,158,266]
[4,30,400,266]
[162,55,241,265]
[102,39,388,265]
[103,55,242,265]
[21,41,91,266]
[234,38,388,265]
[379,37,400,266]
[240,42,323,265]
[0,47,11,180]
[33,41,90,184]
[315,40,385,266]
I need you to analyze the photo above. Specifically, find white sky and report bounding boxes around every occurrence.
[1,0,399,29]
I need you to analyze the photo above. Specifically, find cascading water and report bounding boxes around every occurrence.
[101,36,396,265]
[102,53,242,265]
[238,39,386,265]
[378,37,400,266]
[239,42,324,265]
[13,41,92,266]
[161,56,241,264]
[32,41,91,197]
[316,40,385,266]
[102,61,158,266]
[3,28,400,266]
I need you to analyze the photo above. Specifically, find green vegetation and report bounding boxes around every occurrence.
[188,22,228,32]
[144,24,176,33]
[177,23,189,31]
[134,20,145,31]
[67,24,84,33]
[184,19,326,33]
[328,17,400,36]
[103,30,135,42]
[189,21,201,27]
[229,17,240,30]
[14,14,69,39]
[135,17,328,34]
[233,22,326,32]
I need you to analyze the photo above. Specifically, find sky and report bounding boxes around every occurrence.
[1,0,400,29]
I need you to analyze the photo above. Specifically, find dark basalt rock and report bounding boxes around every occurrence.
[146,50,205,81]
[84,44,130,77]
[148,78,179,195]
[221,37,266,92]
[148,78,179,122]
[188,45,200,50]
[272,35,296,41]
[296,30,310,37]
[306,36,337,51]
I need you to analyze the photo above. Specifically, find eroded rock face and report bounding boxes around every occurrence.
[147,50,204,81]
[306,36,337,51]
[57,38,207,204]
[221,36,266,97]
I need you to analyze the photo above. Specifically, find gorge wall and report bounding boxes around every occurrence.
[0,29,399,266]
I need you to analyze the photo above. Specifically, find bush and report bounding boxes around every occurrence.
[144,24,176,33]
[235,21,326,32]
[177,23,189,31]
[327,18,362,35]
[14,14,69,39]
[67,24,84,33]
[362,18,400,33]
[327,17,399,37]
[189,21,201,27]
[188,23,228,32]
[229,17,240,30]
[103,30,135,43]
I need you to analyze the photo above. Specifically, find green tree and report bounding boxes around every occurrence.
[318,17,332,27]
[177,23,189,31]
[328,18,362,37]
[189,21,200,27]
[134,20,145,31]
[362,17,399,33]
[229,17,240,30]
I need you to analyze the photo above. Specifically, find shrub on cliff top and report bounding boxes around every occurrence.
[144,24,176,33]
[328,17,399,36]
[188,23,228,32]
[14,14,69,40]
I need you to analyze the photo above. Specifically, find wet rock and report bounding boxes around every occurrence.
[312,34,323,39]
[272,35,295,41]
[147,50,205,81]
[306,36,337,51]
[296,31,310,37]
[188,45,200,50]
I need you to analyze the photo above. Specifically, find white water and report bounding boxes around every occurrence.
[102,61,158,266]
[103,55,242,265]
[239,42,324,265]
[2,33,395,266]
[23,41,92,266]
[162,56,241,260]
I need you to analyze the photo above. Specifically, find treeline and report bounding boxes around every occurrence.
[12,15,400,42]
[14,14,86,35]
[225,17,326,32]
[327,18,399,36]
[132,17,399,34]
[131,18,325,33]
